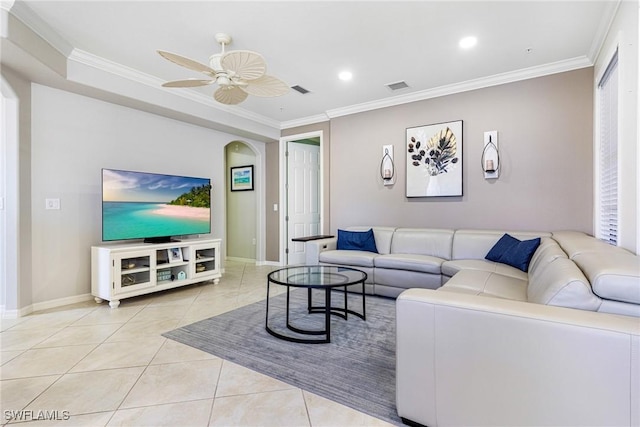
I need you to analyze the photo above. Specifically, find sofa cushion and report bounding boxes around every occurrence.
[597,298,640,317]
[375,268,442,290]
[442,259,528,281]
[319,249,377,268]
[440,269,528,301]
[374,253,443,274]
[390,228,454,260]
[527,237,568,275]
[527,258,601,311]
[573,252,640,304]
[551,230,629,259]
[337,228,378,253]
[442,259,497,277]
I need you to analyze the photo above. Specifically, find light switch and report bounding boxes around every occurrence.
[273,204,278,212]
[0,197,4,210]
[45,198,60,210]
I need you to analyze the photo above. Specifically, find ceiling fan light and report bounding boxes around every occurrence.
[214,86,248,105]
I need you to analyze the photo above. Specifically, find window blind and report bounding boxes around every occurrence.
[597,50,619,245]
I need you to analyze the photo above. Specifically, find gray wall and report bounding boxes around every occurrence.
[268,121,330,262]
[26,84,262,305]
[329,68,594,232]
[2,68,33,311]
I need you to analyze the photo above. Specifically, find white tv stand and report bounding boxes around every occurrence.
[91,237,221,308]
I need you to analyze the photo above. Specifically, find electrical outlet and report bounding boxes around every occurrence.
[45,198,60,210]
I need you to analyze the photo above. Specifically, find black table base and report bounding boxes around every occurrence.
[265,271,366,344]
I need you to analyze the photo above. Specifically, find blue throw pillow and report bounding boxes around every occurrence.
[337,229,378,253]
[498,237,541,272]
[486,233,541,272]
[485,233,519,262]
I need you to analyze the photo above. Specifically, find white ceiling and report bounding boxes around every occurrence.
[3,1,616,128]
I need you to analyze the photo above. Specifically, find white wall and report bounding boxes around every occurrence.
[29,84,264,305]
[594,0,639,253]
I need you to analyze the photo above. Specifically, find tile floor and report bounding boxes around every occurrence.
[0,260,393,426]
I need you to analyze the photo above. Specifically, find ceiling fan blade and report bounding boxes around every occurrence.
[214,86,249,105]
[241,75,290,97]
[221,50,267,81]
[157,50,216,75]
[162,79,215,88]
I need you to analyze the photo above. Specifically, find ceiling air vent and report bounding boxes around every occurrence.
[291,85,311,94]
[386,81,409,91]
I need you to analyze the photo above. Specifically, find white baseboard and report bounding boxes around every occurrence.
[226,257,256,264]
[1,293,94,318]
[1,305,33,318]
[257,260,282,267]
[225,257,282,267]
[32,293,94,313]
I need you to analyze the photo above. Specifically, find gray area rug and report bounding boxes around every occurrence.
[163,290,402,425]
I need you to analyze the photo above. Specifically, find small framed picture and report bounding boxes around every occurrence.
[168,247,183,263]
[230,165,254,191]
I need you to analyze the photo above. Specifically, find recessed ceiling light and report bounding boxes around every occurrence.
[338,71,353,81]
[459,36,477,49]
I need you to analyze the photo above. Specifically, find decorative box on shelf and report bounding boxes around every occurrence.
[157,270,172,282]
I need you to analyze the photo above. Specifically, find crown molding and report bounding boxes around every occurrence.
[280,113,329,130]
[6,2,280,131]
[325,56,593,119]
[6,0,602,132]
[68,48,281,130]
[587,0,621,62]
[5,0,73,56]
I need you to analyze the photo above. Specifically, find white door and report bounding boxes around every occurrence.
[286,141,320,265]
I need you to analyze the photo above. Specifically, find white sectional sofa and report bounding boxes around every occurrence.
[305,227,639,315]
[305,227,640,426]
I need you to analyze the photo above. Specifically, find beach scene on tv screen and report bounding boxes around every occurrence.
[103,169,211,241]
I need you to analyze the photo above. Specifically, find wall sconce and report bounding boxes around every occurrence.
[482,131,500,179]
[380,145,395,186]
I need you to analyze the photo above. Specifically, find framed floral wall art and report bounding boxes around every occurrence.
[406,120,463,197]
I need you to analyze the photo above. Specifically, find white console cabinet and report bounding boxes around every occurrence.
[91,238,221,308]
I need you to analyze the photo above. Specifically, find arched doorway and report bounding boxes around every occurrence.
[225,141,258,262]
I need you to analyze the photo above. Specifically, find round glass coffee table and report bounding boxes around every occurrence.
[265,265,368,344]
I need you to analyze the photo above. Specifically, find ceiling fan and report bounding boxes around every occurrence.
[158,33,289,105]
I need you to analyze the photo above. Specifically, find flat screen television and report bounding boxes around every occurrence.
[102,168,211,243]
